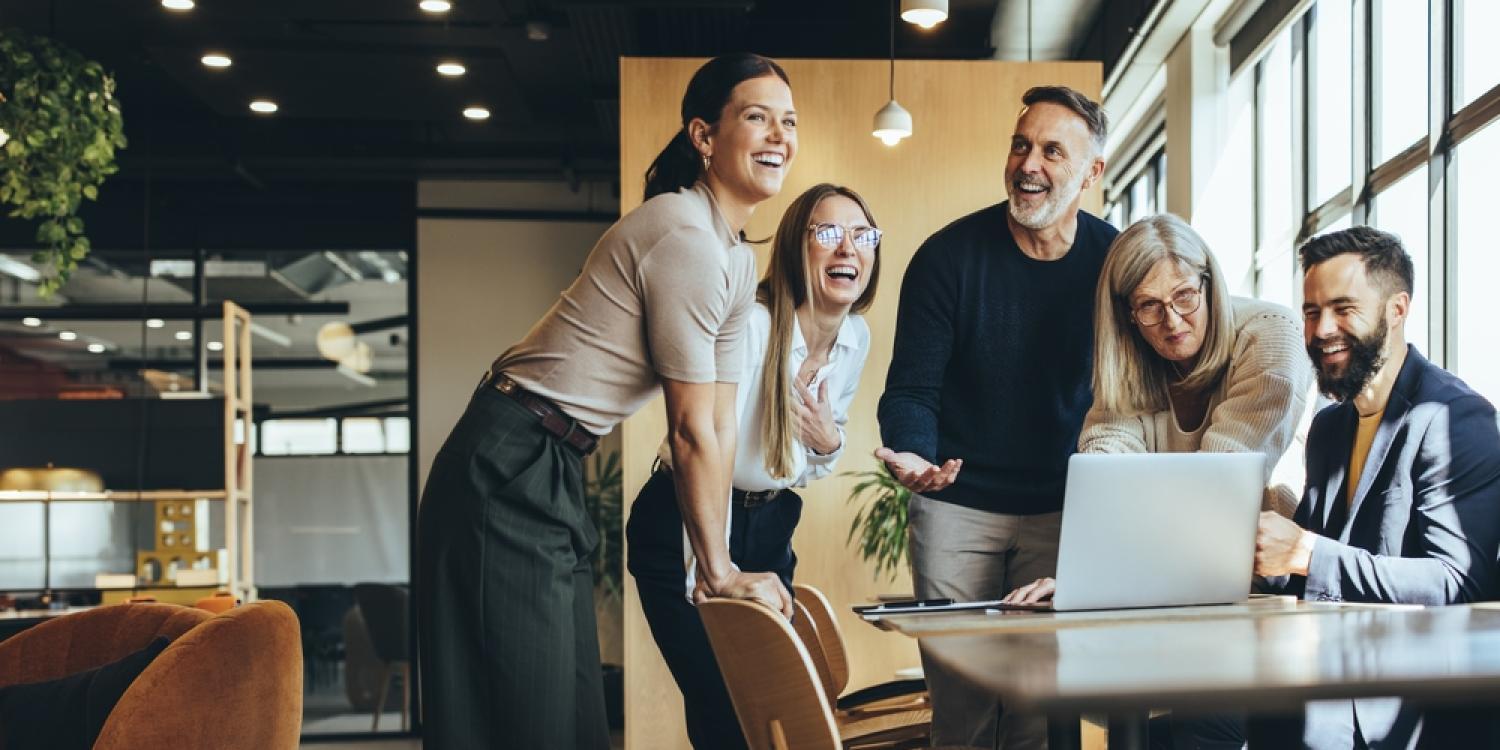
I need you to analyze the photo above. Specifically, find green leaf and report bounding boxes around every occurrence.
[0,28,122,297]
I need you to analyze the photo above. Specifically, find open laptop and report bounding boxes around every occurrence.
[1040,452,1265,611]
[857,452,1264,617]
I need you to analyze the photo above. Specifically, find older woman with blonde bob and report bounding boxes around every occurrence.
[1005,212,1311,605]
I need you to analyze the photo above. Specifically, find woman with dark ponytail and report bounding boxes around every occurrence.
[418,53,797,749]
[628,183,883,749]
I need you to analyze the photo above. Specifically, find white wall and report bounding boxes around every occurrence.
[415,212,610,491]
[255,455,408,586]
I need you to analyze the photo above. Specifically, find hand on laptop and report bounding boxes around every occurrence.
[875,447,962,494]
[1254,510,1316,577]
[1002,577,1055,605]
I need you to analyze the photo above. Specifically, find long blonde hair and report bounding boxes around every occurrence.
[1092,213,1234,415]
[757,184,881,479]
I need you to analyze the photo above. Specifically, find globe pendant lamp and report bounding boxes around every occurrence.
[900,0,947,29]
[873,0,913,146]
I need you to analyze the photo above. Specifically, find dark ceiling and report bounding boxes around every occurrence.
[0,0,1110,187]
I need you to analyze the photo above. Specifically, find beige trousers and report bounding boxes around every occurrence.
[908,493,1062,749]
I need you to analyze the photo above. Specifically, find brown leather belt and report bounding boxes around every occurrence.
[484,371,598,456]
[652,460,782,508]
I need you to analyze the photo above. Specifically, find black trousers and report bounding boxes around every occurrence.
[626,469,802,750]
[417,386,609,749]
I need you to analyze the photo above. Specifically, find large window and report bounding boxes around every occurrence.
[1455,119,1500,399]
[1105,147,1166,229]
[1371,166,1429,356]
[1373,0,1428,164]
[1310,0,1352,207]
[1456,0,1500,110]
[1255,37,1298,310]
[1238,0,1500,403]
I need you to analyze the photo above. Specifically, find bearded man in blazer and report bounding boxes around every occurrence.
[1254,225,1500,749]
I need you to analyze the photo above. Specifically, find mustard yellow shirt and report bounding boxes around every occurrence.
[1348,408,1386,507]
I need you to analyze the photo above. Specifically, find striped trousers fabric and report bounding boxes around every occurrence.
[417,386,609,749]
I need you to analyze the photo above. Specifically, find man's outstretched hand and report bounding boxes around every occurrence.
[875,447,962,494]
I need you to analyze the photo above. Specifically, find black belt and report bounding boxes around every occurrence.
[653,460,783,508]
[483,371,598,456]
[732,487,783,508]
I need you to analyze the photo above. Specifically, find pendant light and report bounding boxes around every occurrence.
[872,0,913,146]
[900,0,947,29]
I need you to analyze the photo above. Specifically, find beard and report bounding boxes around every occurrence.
[1007,165,1089,230]
[1308,316,1389,402]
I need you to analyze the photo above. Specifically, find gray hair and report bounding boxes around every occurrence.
[1021,85,1108,154]
[1092,213,1236,415]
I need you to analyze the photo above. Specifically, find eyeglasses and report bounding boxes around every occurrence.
[1130,284,1205,326]
[808,222,883,252]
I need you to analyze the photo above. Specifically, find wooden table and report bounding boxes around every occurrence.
[866,601,1500,748]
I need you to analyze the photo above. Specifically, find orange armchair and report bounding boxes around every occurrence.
[0,601,304,750]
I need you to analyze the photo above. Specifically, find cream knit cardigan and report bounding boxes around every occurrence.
[1078,296,1315,516]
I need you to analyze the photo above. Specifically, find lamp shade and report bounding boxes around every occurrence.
[900,0,948,29]
[872,99,913,146]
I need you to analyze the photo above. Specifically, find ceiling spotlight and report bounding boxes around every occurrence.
[22,317,41,327]
[161,0,195,10]
[900,0,948,29]
[87,343,107,354]
[419,0,452,13]
[463,106,490,121]
[58,331,78,341]
[175,331,193,341]
[207,341,224,352]
[201,53,233,69]
[249,99,279,114]
[526,20,552,42]
[436,61,466,77]
[146,318,165,329]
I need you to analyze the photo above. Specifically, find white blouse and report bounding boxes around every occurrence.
[663,301,871,595]
[658,302,870,489]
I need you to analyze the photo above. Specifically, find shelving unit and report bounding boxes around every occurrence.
[0,301,256,603]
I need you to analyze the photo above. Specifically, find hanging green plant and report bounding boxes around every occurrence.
[844,462,911,582]
[0,27,126,296]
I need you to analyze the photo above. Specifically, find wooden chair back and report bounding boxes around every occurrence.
[791,597,840,700]
[793,583,851,695]
[699,599,841,750]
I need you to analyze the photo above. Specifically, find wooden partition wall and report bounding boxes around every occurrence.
[620,57,1102,749]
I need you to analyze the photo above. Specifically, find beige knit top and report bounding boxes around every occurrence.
[1078,297,1314,515]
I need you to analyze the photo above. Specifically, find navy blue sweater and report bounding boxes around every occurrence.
[878,202,1118,515]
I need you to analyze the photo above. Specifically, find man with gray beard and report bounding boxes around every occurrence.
[876,86,1116,749]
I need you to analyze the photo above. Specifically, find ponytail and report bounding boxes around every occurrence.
[643,129,703,202]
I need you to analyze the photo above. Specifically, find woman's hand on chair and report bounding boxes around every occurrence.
[696,566,794,619]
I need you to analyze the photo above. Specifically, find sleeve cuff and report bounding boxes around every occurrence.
[1302,534,1343,602]
[807,431,844,462]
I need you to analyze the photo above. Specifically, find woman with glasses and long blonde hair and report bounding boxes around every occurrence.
[627,183,882,749]
[1004,212,1311,608]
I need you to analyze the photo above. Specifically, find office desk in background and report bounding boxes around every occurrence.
[866,601,1500,749]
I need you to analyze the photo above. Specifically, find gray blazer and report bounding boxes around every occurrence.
[1287,346,1500,748]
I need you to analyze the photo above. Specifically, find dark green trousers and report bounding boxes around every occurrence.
[417,385,609,749]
